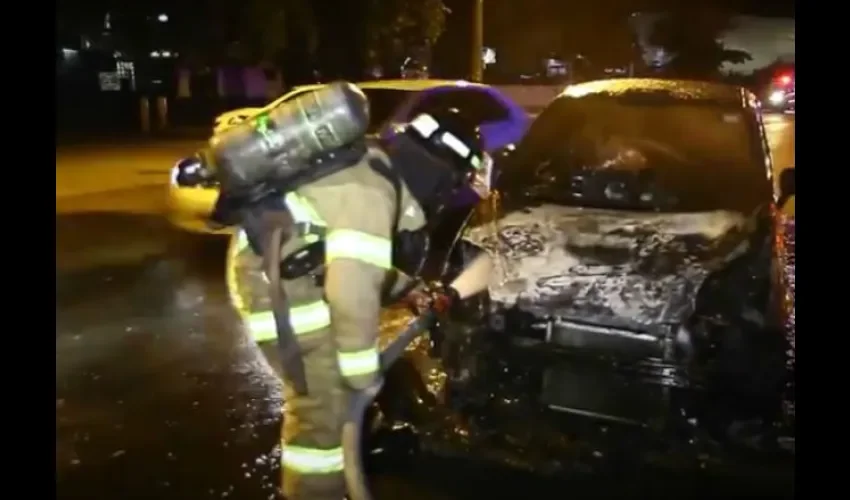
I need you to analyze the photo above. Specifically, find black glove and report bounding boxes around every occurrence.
[403,282,462,358]
[405,282,461,317]
[429,282,462,316]
[426,283,463,359]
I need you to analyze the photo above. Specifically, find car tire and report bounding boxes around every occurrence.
[367,357,432,469]
[256,341,284,380]
[694,318,788,448]
[716,235,787,397]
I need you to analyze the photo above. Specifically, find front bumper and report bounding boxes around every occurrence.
[375,318,690,435]
[371,330,701,477]
[457,333,689,426]
[481,310,690,423]
[374,310,792,471]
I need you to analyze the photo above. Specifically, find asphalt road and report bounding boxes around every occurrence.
[56,114,795,500]
[762,113,794,176]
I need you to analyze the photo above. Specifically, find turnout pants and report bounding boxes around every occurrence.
[224,155,418,500]
[227,230,349,500]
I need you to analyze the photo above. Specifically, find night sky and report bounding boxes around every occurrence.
[56,0,795,81]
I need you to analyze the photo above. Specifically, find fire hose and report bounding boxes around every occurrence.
[342,310,438,500]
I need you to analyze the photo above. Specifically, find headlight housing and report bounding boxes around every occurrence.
[214,115,247,130]
[768,90,786,106]
[170,156,217,188]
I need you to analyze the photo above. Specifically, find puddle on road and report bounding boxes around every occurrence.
[58,260,284,498]
[57,213,173,273]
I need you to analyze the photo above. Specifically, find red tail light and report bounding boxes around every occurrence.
[775,74,793,86]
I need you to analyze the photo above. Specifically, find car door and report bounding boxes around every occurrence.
[773,166,794,426]
[773,167,794,321]
[358,88,419,136]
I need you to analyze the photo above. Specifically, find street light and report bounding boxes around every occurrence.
[471,0,484,82]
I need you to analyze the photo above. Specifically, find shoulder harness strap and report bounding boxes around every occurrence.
[367,154,402,234]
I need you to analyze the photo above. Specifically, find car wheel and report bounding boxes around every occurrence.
[369,358,432,468]
[708,235,786,395]
[693,318,788,448]
[256,341,284,380]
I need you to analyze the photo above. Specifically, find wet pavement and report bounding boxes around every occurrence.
[57,115,795,499]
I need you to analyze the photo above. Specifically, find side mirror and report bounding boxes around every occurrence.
[777,167,795,207]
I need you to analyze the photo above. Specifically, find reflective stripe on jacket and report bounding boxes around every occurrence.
[228,147,427,385]
[298,148,422,387]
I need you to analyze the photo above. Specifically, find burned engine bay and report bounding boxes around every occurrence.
[368,190,790,474]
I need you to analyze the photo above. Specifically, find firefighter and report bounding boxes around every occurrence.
[224,109,492,500]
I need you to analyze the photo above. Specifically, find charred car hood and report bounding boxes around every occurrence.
[464,204,751,330]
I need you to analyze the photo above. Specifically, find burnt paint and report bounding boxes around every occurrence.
[463,204,750,332]
[367,202,793,472]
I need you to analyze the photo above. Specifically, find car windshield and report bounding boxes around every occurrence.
[279,87,412,134]
[360,88,415,133]
[498,92,772,214]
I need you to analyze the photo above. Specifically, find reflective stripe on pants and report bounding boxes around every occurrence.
[235,229,251,252]
[246,300,331,343]
[337,344,380,379]
[281,340,347,500]
[281,443,344,475]
[325,229,392,269]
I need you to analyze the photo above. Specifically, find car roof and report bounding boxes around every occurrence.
[219,80,489,121]
[559,78,752,108]
[292,79,487,93]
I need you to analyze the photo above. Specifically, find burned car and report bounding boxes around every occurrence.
[371,79,795,468]
[773,166,795,431]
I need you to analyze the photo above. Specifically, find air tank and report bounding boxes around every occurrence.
[210,81,371,194]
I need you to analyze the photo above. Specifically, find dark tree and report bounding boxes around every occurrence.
[57,0,317,68]
[56,1,146,56]
[173,0,317,69]
[362,0,447,69]
[484,0,641,79]
[649,5,751,79]
[56,0,108,37]
[485,0,564,75]
[560,5,641,78]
